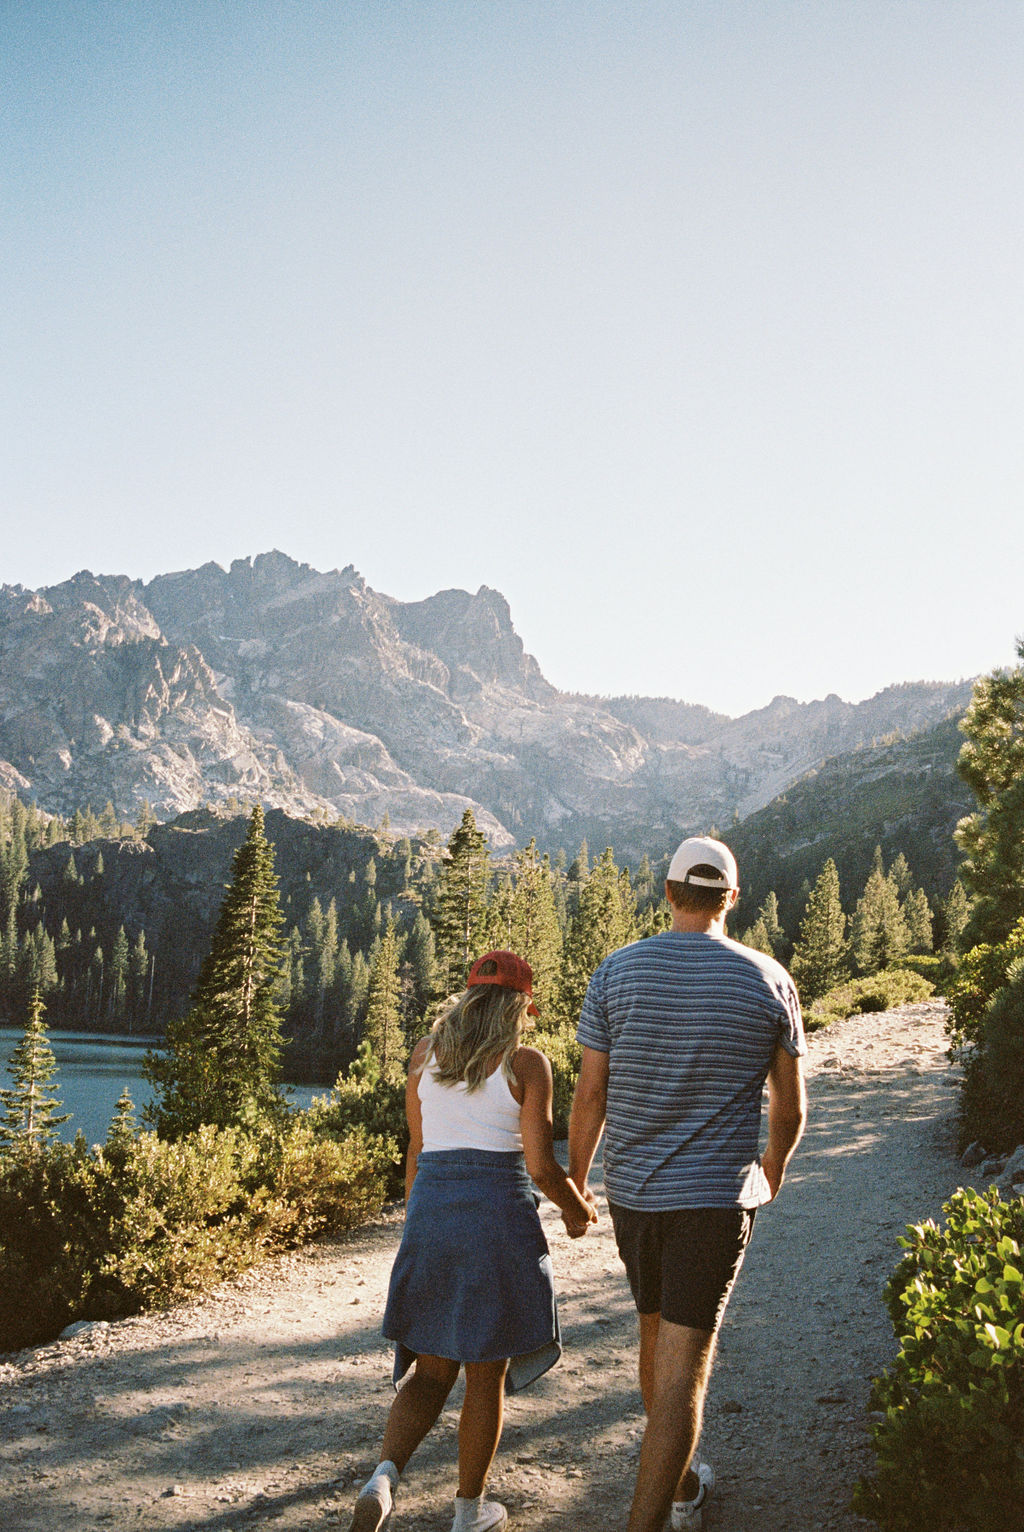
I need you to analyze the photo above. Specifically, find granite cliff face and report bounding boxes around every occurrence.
[0,552,974,848]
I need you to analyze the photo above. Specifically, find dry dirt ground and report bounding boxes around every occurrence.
[1,1000,969,1532]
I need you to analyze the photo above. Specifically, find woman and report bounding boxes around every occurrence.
[350,949,596,1532]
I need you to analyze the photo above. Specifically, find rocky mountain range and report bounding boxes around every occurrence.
[0,551,974,852]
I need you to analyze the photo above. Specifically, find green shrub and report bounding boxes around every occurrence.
[306,1042,406,1198]
[957,958,1024,1155]
[891,952,957,992]
[91,1124,266,1313]
[946,919,1024,1054]
[806,967,935,1030]
[947,921,1024,1151]
[0,1137,101,1351]
[853,1188,1024,1530]
[247,1118,394,1242]
[0,1111,395,1353]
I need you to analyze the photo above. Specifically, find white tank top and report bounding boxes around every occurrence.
[418,1059,523,1152]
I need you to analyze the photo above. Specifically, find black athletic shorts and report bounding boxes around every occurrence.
[608,1203,756,1333]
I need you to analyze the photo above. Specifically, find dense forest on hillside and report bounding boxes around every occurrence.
[0,738,964,1085]
[728,716,972,932]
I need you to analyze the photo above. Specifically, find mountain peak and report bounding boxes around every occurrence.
[0,552,975,850]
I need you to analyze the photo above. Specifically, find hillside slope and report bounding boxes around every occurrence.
[729,714,972,927]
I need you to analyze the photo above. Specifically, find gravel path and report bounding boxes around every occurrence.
[0,1000,966,1532]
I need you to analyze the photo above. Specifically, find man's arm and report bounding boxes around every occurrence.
[568,1045,610,1196]
[761,1040,807,1201]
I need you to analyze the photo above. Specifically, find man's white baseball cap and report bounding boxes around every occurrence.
[667,836,739,890]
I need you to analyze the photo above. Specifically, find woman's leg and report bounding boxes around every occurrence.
[457,1358,509,1497]
[379,1353,461,1471]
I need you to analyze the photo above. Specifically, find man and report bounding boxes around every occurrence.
[567,836,807,1532]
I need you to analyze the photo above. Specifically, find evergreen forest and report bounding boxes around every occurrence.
[0,775,962,1095]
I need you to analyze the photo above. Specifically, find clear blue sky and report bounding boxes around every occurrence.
[3,1,1022,716]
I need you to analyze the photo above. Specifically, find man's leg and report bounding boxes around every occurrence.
[637,1312,714,1502]
[628,1317,716,1532]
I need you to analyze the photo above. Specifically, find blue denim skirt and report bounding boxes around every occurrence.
[382,1148,561,1394]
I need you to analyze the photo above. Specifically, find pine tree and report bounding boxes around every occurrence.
[504,841,563,1012]
[0,797,29,928]
[753,891,786,958]
[742,916,775,956]
[0,989,69,1154]
[405,912,438,1010]
[0,904,17,1011]
[955,638,1024,946]
[134,800,156,837]
[363,917,406,1083]
[889,852,914,899]
[99,801,119,837]
[109,926,129,1022]
[127,930,149,1029]
[560,847,639,1022]
[791,859,849,1003]
[633,853,655,907]
[346,949,371,1036]
[851,862,909,975]
[434,809,490,993]
[903,887,934,953]
[942,880,971,953]
[143,804,287,1137]
[106,1087,137,1149]
[565,839,590,921]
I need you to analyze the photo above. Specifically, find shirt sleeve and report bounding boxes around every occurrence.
[576,959,611,1052]
[777,973,807,1058]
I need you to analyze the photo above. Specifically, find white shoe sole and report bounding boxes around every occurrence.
[349,1494,391,1532]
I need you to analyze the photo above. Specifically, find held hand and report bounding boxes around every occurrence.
[561,1194,599,1238]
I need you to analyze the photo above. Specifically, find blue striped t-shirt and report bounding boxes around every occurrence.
[576,931,806,1210]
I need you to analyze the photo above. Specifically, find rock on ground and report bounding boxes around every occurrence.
[0,1001,967,1531]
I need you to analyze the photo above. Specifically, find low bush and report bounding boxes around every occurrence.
[257,1117,396,1237]
[0,1136,102,1352]
[853,1187,1024,1530]
[956,959,1024,1155]
[947,920,1024,1152]
[890,952,957,992]
[0,1107,394,1353]
[945,919,1024,1054]
[806,967,935,1030]
[308,1040,406,1197]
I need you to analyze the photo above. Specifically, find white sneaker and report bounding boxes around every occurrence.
[349,1470,395,1531]
[670,1459,715,1531]
[451,1495,508,1531]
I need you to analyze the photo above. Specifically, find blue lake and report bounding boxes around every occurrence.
[0,1029,323,1146]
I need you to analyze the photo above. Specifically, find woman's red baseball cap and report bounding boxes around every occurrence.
[466,949,540,1016]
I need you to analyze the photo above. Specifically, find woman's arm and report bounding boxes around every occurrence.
[514,1047,597,1236]
[404,1037,429,1203]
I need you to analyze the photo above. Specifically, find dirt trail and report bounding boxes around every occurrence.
[0,1000,966,1532]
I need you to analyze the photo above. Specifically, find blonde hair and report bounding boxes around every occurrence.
[422,977,529,1093]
